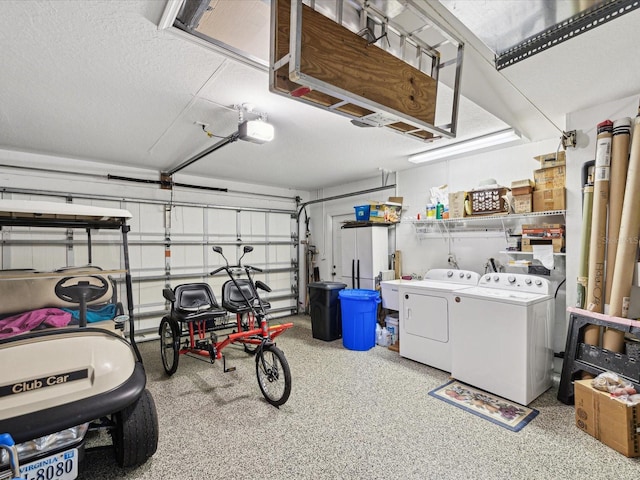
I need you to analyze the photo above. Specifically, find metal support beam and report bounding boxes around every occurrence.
[497,0,640,70]
[165,132,240,176]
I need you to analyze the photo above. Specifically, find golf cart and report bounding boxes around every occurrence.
[0,199,158,479]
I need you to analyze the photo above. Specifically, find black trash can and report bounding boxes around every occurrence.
[308,281,347,341]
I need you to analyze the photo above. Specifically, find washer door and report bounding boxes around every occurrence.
[403,292,448,342]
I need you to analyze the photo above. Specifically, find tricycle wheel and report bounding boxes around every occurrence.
[256,345,291,407]
[112,389,159,468]
[159,317,179,375]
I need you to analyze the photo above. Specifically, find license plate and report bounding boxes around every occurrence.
[19,449,78,480]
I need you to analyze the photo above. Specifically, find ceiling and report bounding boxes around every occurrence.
[1,0,639,191]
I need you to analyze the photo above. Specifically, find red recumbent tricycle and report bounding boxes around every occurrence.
[159,245,293,407]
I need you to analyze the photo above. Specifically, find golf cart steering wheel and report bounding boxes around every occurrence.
[55,275,109,304]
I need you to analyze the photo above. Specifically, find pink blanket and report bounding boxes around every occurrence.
[0,308,72,340]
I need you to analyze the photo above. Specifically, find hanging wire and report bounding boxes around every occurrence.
[201,124,227,139]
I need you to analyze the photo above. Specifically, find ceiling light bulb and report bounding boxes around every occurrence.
[408,129,523,164]
[238,120,274,144]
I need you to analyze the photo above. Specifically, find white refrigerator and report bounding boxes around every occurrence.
[340,225,389,289]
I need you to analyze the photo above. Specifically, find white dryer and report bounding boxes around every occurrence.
[399,269,480,372]
[450,273,554,406]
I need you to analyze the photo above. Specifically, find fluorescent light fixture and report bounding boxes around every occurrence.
[408,128,522,164]
[238,119,274,144]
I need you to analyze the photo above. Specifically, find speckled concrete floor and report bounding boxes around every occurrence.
[80,315,639,479]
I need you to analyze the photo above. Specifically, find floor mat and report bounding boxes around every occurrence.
[428,380,539,432]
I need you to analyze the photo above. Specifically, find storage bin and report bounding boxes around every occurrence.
[354,205,370,221]
[338,289,380,351]
[308,282,347,341]
[385,314,399,344]
[468,187,509,215]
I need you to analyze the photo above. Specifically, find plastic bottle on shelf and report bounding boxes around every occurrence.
[376,323,382,346]
[426,204,435,218]
[380,327,391,347]
[436,202,444,219]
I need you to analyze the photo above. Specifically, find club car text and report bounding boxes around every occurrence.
[0,369,88,397]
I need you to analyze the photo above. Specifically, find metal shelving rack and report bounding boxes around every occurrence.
[408,210,566,239]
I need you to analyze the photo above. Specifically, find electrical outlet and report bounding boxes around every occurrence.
[562,130,577,149]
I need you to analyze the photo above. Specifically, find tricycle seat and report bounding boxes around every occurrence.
[222,279,270,314]
[166,283,227,323]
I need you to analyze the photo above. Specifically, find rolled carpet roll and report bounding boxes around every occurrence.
[585,121,613,306]
[576,185,593,309]
[604,118,631,311]
[583,120,613,361]
[606,105,640,353]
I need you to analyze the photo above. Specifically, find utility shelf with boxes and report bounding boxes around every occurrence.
[512,151,566,214]
[353,197,403,224]
[446,186,510,219]
[521,223,566,253]
[468,186,510,215]
[511,151,566,213]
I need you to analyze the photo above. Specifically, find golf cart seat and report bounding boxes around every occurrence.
[164,283,227,324]
[221,279,270,314]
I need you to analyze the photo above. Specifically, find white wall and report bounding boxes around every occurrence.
[396,138,561,275]
[308,138,560,281]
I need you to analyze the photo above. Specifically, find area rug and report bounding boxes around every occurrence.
[428,380,539,432]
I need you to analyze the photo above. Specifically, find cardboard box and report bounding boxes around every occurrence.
[513,194,532,214]
[368,201,402,223]
[521,223,565,238]
[511,179,534,196]
[534,165,566,190]
[534,150,566,168]
[574,379,640,458]
[448,191,467,219]
[533,188,565,212]
[521,236,564,253]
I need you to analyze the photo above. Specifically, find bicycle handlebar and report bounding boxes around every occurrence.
[210,264,262,276]
[209,266,225,276]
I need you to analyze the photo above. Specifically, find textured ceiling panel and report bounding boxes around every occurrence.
[0,0,637,190]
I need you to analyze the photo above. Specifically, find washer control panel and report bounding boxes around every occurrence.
[425,269,480,285]
[479,273,550,294]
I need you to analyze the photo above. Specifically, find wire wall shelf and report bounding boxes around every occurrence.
[409,210,565,239]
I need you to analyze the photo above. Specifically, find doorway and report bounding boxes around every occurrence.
[331,214,352,283]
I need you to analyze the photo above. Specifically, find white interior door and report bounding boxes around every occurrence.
[332,214,351,285]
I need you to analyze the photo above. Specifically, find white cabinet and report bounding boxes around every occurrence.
[340,225,389,289]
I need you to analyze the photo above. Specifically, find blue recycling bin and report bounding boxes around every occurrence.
[338,289,381,351]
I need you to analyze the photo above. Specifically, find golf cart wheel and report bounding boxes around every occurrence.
[256,344,291,407]
[159,317,179,375]
[112,389,159,468]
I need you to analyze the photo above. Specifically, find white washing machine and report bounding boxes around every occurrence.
[399,269,480,372]
[450,273,554,406]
